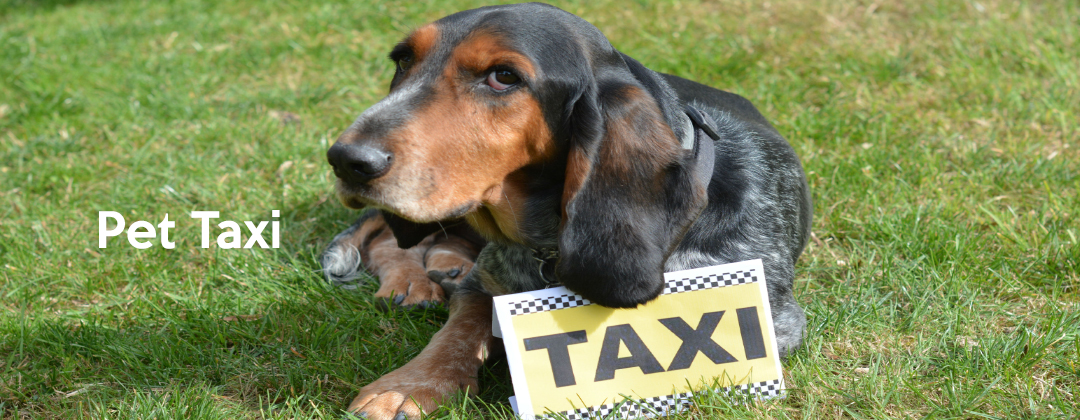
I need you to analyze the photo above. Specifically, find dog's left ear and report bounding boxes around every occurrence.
[556,69,715,308]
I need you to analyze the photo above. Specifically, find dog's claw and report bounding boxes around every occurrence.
[377,290,447,312]
[426,270,449,282]
[375,298,393,313]
[397,300,443,312]
[439,279,459,297]
[427,264,468,298]
[427,264,466,283]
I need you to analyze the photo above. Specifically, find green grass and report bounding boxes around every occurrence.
[1,0,1077,418]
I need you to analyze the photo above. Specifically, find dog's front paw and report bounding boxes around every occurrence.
[374,269,446,310]
[422,238,477,298]
[347,363,475,419]
[425,264,470,298]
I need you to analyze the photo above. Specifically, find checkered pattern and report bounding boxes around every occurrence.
[663,269,759,295]
[507,294,591,316]
[552,392,692,420]
[507,268,759,317]
[541,379,784,419]
[736,378,784,399]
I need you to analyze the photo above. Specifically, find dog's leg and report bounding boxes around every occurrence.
[347,290,496,419]
[321,209,448,308]
[423,226,483,298]
[366,230,446,308]
[761,259,807,359]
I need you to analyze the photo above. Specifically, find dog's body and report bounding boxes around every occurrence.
[321,3,811,418]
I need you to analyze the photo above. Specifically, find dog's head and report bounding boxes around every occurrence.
[328,3,713,307]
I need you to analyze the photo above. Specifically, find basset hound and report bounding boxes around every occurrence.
[321,3,812,418]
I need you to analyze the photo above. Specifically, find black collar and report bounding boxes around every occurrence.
[685,105,721,141]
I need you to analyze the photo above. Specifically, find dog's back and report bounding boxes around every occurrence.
[659,73,812,357]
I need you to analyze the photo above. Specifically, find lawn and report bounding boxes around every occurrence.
[1,0,1077,418]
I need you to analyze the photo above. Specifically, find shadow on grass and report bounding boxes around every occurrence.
[1,275,417,412]
[1,247,514,418]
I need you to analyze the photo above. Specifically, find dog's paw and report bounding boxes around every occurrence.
[321,228,365,289]
[425,264,470,298]
[374,271,446,311]
[348,389,427,420]
[347,365,473,419]
[423,241,476,298]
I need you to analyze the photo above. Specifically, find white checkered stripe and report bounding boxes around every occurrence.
[507,294,591,316]
[505,269,758,317]
[541,379,784,419]
[735,378,784,398]
[550,391,693,420]
[663,269,759,295]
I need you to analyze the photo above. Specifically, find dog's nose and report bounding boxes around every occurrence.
[327,142,394,183]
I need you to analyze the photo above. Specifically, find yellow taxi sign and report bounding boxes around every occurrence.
[493,259,784,419]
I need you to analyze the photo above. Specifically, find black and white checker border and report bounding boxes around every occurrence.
[736,378,784,398]
[507,294,591,316]
[505,268,759,317]
[663,269,759,295]
[542,379,784,420]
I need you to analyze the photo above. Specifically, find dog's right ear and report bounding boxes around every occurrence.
[380,210,443,249]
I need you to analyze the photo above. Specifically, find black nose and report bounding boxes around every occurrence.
[327,142,394,183]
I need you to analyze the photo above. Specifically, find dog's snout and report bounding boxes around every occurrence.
[327,142,394,183]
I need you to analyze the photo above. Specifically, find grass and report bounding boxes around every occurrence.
[0,0,1077,418]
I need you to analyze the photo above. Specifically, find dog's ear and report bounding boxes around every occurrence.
[380,210,443,249]
[556,74,714,308]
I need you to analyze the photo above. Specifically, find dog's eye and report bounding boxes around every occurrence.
[486,70,520,91]
[396,55,414,72]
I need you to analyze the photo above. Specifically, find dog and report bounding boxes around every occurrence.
[321,3,812,418]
